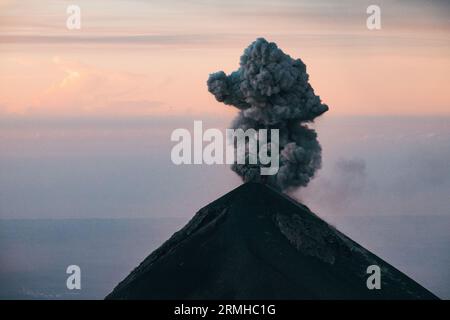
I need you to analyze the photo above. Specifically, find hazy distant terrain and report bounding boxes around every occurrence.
[0,218,186,299]
[0,215,448,299]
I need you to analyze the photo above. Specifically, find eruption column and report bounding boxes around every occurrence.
[207,38,328,191]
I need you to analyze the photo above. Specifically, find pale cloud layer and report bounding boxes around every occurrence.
[1,56,170,116]
[0,0,449,117]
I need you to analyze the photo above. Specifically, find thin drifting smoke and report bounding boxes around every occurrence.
[207,38,328,191]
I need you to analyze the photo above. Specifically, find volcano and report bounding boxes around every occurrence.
[106,183,437,300]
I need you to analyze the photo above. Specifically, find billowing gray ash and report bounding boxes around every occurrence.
[207,38,328,191]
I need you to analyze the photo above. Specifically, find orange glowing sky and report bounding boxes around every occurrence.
[0,0,449,117]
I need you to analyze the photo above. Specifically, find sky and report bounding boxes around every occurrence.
[0,0,449,118]
[0,0,449,220]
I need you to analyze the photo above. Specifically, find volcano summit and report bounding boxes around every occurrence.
[106,183,437,300]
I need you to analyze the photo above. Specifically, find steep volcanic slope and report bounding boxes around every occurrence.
[106,183,438,299]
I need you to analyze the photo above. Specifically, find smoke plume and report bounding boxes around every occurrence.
[207,38,328,191]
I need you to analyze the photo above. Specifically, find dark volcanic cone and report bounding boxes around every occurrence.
[106,183,438,300]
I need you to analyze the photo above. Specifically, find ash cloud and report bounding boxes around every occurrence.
[298,158,368,213]
[207,38,328,191]
[329,158,368,210]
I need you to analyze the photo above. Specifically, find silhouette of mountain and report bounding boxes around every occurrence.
[106,183,438,299]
